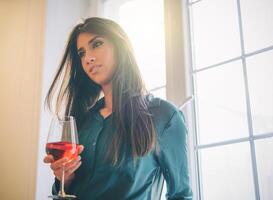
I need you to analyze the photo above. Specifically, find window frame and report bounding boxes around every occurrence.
[184,0,273,199]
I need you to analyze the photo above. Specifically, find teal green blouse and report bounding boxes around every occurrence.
[53,96,192,200]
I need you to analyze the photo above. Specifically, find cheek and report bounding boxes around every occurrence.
[106,50,116,71]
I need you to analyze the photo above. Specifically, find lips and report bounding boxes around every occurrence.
[90,64,102,74]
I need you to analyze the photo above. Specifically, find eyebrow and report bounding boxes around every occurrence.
[77,35,102,52]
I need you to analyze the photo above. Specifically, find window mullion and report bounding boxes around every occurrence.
[185,0,203,199]
[236,0,261,199]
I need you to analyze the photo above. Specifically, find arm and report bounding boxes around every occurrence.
[157,110,192,200]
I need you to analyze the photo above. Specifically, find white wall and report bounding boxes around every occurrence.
[35,0,97,199]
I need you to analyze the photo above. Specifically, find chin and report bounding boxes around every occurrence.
[99,80,113,88]
[91,78,107,86]
[88,74,113,88]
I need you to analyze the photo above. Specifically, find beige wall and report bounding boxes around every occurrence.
[0,0,46,199]
[164,0,189,107]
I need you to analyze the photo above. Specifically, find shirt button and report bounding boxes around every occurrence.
[93,142,96,146]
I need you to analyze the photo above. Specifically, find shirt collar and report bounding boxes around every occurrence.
[89,94,160,113]
[92,97,105,111]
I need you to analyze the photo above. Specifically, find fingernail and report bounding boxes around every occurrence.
[78,156,81,161]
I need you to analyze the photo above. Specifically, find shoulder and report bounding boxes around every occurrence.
[146,95,183,135]
[147,95,178,117]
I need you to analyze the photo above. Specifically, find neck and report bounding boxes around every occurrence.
[102,84,112,111]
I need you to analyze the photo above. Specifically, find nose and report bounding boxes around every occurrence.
[85,55,96,65]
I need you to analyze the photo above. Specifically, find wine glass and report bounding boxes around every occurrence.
[46,116,79,199]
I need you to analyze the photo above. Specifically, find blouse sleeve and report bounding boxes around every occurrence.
[52,178,75,195]
[52,178,60,195]
[156,110,192,200]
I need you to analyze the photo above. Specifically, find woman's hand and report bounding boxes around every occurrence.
[43,145,84,187]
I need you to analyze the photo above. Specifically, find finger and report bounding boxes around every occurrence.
[43,155,54,163]
[54,165,78,182]
[65,156,81,171]
[50,163,60,171]
[53,171,60,180]
[50,157,68,171]
[65,161,82,177]
[63,156,82,176]
[53,170,63,181]
[78,145,84,154]
[65,156,81,168]
[54,167,69,181]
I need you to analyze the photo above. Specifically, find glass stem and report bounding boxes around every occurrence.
[60,164,66,196]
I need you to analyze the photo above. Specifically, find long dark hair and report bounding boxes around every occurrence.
[45,17,156,165]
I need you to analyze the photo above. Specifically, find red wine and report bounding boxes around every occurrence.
[46,141,80,161]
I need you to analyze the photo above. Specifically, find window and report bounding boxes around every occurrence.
[102,0,166,99]
[186,0,273,199]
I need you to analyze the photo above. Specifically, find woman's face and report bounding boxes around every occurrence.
[76,32,117,88]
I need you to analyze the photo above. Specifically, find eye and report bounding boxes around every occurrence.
[77,50,85,58]
[92,40,104,49]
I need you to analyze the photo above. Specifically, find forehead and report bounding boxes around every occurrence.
[76,32,98,48]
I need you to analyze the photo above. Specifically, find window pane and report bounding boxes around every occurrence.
[255,137,273,200]
[118,0,166,91]
[195,61,248,144]
[200,143,255,200]
[246,50,273,135]
[150,87,166,100]
[191,0,241,69]
[240,0,273,53]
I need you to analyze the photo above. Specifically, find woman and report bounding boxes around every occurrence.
[44,17,192,200]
